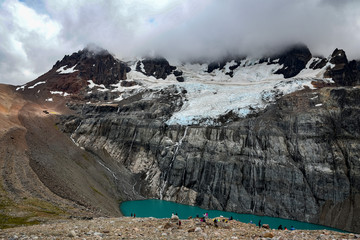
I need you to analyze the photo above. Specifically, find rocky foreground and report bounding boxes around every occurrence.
[0,217,357,240]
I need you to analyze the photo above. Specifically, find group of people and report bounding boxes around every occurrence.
[277,225,296,230]
[132,211,296,231]
[257,220,295,231]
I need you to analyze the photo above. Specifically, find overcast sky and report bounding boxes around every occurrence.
[1,0,360,85]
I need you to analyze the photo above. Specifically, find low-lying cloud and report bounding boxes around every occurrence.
[1,0,360,85]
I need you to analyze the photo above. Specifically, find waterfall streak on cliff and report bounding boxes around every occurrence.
[132,182,138,195]
[128,132,137,157]
[159,127,188,199]
[97,160,119,180]
[70,121,83,146]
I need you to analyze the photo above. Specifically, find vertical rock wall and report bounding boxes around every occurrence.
[63,86,360,233]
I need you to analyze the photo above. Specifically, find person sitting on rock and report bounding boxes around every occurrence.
[213,218,218,227]
[278,225,283,230]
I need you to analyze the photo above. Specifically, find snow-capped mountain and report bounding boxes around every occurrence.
[3,44,360,233]
[16,44,359,126]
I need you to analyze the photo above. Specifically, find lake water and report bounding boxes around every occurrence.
[120,199,344,232]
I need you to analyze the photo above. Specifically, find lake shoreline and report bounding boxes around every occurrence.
[0,216,357,239]
[120,199,347,233]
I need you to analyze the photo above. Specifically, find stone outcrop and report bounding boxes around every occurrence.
[136,58,176,79]
[324,48,360,86]
[62,84,360,233]
[274,44,312,78]
[207,57,243,77]
[206,45,312,79]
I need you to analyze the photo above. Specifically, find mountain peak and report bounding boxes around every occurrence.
[51,46,130,89]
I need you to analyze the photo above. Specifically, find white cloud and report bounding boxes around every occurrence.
[0,0,76,85]
[1,0,360,85]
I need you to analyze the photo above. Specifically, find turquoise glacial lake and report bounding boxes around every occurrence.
[120,199,344,232]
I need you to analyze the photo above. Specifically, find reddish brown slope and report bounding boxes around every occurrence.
[0,84,127,228]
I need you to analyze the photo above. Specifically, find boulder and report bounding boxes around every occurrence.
[262,224,270,229]
[164,222,173,229]
[264,232,274,238]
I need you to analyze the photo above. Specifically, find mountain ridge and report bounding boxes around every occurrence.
[1,45,360,232]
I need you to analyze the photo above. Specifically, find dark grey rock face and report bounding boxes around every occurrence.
[136,58,176,79]
[274,44,312,78]
[54,47,131,87]
[206,57,243,77]
[61,85,360,233]
[205,45,312,79]
[324,49,360,86]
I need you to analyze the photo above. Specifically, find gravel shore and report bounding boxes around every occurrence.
[0,217,357,240]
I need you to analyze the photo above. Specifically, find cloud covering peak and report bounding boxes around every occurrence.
[1,0,360,84]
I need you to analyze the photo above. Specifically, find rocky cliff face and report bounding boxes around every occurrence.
[11,45,360,233]
[62,84,360,232]
[274,44,312,78]
[136,57,185,82]
[22,47,130,96]
[53,47,131,87]
[324,49,360,86]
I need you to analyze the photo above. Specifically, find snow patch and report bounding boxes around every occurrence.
[113,57,335,126]
[87,80,96,89]
[166,78,315,125]
[140,61,145,72]
[16,85,26,91]
[296,57,335,80]
[272,58,280,63]
[87,80,109,92]
[45,98,53,102]
[56,64,78,74]
[110,81,140,92]
[223,60,238,73]
[315,103,323,107]
[113,95,124,101]
[28,81,46,89]
[50,91,70,96]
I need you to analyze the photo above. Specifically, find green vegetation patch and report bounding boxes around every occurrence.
[82,153,90,162]
[0,214,40,229]
[23,198,66,215]
[53,123,60,131]
[90,186,105,197]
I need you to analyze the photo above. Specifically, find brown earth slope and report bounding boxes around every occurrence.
[0,84,138,229]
